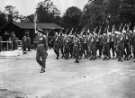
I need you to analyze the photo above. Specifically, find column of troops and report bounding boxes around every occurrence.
[53,24,135,63]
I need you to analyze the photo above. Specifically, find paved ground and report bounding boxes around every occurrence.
[0,50,135,98]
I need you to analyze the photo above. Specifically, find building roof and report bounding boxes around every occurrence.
[12,22,63,30]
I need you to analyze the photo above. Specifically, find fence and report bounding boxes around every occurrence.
[0,40,22,51]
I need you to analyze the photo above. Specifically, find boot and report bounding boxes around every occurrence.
[40,67,45,73]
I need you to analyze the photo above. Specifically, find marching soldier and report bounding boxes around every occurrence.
[53,34,60,59]
[90,34,97,60]
[109,33,116,58]
[116,34,124,62]
[73,34,80,63]
[82,34,89,58]
[102,33,110,60]
[36,29,48,73]
[132,31,135,59]
[87,33,92,58]
[123,32,131,60]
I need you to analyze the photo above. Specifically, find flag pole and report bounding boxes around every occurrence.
[34,10,37,34]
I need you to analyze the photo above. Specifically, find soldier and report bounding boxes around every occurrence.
[69,35,74,58]
[63,35,71,59]
[22,35,27,54]
[132,29,135,59]
[36,29,48,73]
[87,33,92,58]
[109,33,116,58]
[73,34,80,63]
[53,32,65,59]
[98,34,103,58]
[54,35,59,59]
[26,32,31,51]
[116,34,124,62]
[82,34,89,58]
[102,33,110,60]
[90,34,97,60]
[11,32,18,50]
[59,32,64,58]
[123,32,131,60]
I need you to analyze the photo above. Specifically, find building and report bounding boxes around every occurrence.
[0,22,63,40]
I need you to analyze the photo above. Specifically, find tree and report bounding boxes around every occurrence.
[5,5,19,22]
[81,0,105,30]
[0,11,7,28]
[81,0,135,30]
[62,6,82,30]
[36,0,61,23]
[119,0,135,23]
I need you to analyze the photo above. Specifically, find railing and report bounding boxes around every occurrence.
[0,40,22,51]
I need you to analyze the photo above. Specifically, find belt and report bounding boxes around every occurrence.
[37,44,44,46]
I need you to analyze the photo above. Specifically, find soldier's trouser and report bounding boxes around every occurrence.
[133,46,135,58]
[22,45,27,53]
[36,46,47,68]
[54,48,59,59]
[64,46,70,59]
[73,46,79,62]
[92,48,96,59]
[103,44,110,58]
[82,43,88,57]
[53,43,60,59]
[60,46,64,57]
[110,42,115,57]
[99,46,103,57]
[117,46,124,61]
[124,44,131,59]
[27,44,31,51]
[69,44,73,58]
[96,44,102,57]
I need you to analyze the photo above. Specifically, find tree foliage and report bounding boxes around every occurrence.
[62,6,82,29]
[81,0,105,29]
[0,11,7,28]
[81,0,135,29]
[36,0,61,23]
[5,5,19,22]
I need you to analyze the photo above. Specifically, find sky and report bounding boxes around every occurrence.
[0,0,88,16]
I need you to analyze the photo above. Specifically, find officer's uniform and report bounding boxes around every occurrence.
[36,30,48,73]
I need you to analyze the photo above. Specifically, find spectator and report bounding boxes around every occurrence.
[11,32,18,50]
[22,35,27,54]
[26,34,31,51]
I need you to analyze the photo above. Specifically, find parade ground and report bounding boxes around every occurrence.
[0,49,135,98]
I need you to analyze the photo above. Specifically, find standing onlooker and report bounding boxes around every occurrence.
[11,32,18,50]
[26,34,31,51]
[22,35,27,54]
